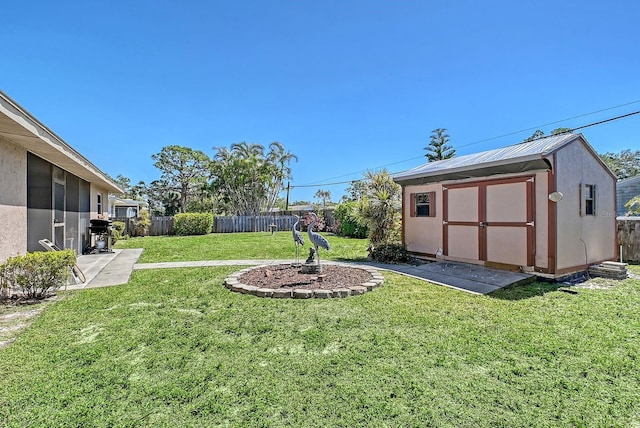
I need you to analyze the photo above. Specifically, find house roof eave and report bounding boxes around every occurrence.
[0,91,123,193]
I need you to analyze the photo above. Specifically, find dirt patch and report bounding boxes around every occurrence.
[239,264,373,290]
[572,276,624,290]
[0,296,60,350]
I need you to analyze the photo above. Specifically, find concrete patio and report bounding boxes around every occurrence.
[363,260,536,294]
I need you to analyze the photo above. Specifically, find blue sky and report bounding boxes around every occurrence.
[3,0,640,202]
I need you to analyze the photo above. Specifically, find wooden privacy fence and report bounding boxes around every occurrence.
[617,217,640,262]
[214,216,296,233]
[149,216,174,236]
[117,210,336,236]
[117,216,174,236]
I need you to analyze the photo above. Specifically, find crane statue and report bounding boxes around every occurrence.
[291,214,305,265]
[306,212,330,266]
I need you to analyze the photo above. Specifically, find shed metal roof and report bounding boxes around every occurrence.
[394,133,582,185]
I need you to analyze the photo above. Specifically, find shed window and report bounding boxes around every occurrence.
[582,184,596,216]
[411,192,436,217]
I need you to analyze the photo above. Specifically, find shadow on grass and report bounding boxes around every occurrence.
[488,281,565,300]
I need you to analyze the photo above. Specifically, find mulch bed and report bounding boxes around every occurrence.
[238,264,373,290]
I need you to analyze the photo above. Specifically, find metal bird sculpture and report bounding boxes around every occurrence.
[292,214,305,265]
[306,212,330,266]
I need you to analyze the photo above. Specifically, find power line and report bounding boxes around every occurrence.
[292,179,360,188]
[296,155,424,186]
[570,109,640,132]
[456,99,640,149]
[291,105,640,190]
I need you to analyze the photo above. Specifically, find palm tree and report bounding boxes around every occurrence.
[314,189,332,209]
[358,170,401,246]
[231,141,264,159]
[230,142,267,215]
[265,142,298,212]
[211,142,298,216]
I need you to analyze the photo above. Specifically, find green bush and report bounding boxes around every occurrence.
[368,243,410,263]
[174,213,214,236]
[112,221,127,244]
[334,202,368,238]
[132,210,151,237]
[0,250,76,300]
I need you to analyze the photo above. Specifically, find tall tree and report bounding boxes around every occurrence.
[112,175,147,201]
[523,130,545,142]
[211,141,297,215]
[129,181,147,201]
[342,180,368,203]
[112,174,131,198]
[144,179,179,216]
[265,142,298,213]
[424,128,456,162]
[314,189,332,209]
[524,128,573,142]
[151,145,211,213]
[599,149,640,180]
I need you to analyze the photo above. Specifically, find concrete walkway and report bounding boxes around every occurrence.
[71,251,535,295]
[71,249,144,290]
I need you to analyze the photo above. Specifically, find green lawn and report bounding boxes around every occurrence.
[1,236,640,426]
[114,231,369,263]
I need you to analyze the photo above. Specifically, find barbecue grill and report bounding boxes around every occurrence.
[87,219,113,253]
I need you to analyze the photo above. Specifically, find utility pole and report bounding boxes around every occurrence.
[285,182,290,212]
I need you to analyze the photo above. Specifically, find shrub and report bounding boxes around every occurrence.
[112,221,127,244]
[0,250,76,300]
[334,202,368,238]
[302,213,326,232]
[131,209,151,237]
[174,213,214,236]
[368,243,410,263]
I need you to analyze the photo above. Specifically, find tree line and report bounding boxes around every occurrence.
[115,130,640,219]
[114,142,297,216]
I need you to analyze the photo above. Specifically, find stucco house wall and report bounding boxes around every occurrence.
[0,137,27,261]
[91,185,110,219]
